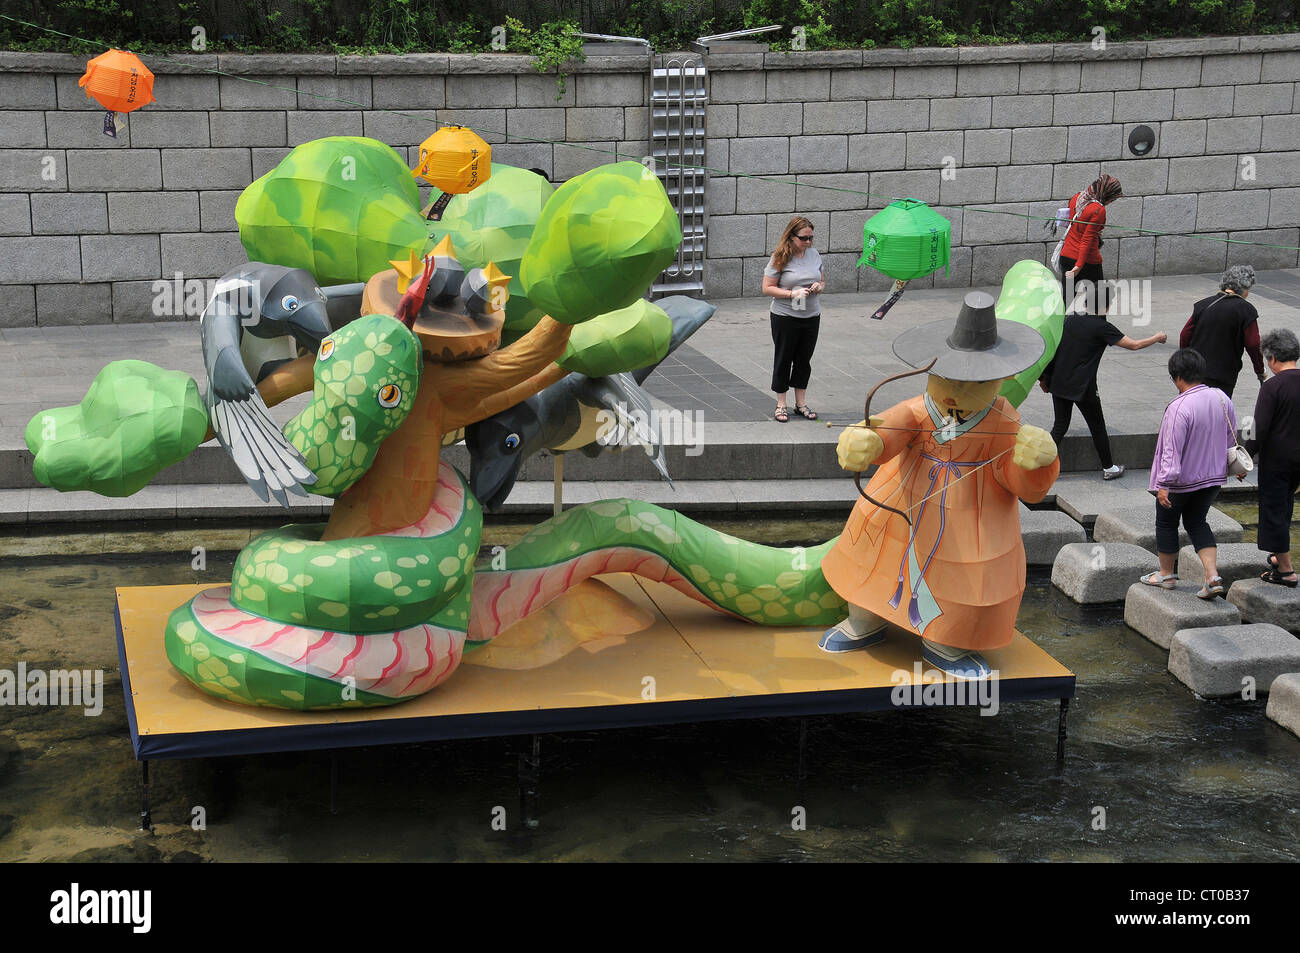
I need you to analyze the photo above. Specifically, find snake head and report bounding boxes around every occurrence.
[283,314,422,498]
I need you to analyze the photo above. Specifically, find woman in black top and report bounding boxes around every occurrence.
[1245,328,1300,587]
[1179,265,1265,399]
[1039,314,1166,480]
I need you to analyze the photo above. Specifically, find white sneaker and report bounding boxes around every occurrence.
[1102,465,1125,480]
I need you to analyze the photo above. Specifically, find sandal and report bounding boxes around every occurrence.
[774,405,789,423]
[1197,576,1226,600]
[1140,571,1178,589]
[1261,569,1299,588]
[1266,554,1280,571]
[794,404,818,421]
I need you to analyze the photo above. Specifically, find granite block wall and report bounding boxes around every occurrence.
[0,35,1296,325]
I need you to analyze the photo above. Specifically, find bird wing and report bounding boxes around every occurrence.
[207,389,317,507]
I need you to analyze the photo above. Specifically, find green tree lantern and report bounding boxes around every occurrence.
[857,199,952,320]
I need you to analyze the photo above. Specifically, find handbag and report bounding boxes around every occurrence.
[1049,200,1100,272]
[1220,396,1253,478]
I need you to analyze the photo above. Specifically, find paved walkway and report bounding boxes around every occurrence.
[0,266,1294,521]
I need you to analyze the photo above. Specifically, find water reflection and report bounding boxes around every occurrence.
[0,510,1295,862]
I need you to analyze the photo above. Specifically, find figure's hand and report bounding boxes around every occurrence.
[1157,488,1171,508]
[790,288,809,308]
[1012,424,1057,471]
[837,421,883,472]
[1156,332,1168,344]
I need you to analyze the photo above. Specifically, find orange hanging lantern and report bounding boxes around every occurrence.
[79,49,155,139]
[412,125,491,221]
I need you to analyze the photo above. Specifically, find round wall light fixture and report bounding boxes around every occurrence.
[1128,125,1156,156]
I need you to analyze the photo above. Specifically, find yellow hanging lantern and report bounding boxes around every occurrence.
[412,126,491,221]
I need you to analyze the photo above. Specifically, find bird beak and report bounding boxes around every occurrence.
[290,300,333,348]
[470,452,523,514]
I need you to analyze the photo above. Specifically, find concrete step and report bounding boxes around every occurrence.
[1051,468,1258,524]
[1124,581,1240,649]
[1051,541,1155,604]
[1020,502,1086,566]
[1227,577,1300,634]
[2,426,1252,491]
[1265,673,1300,739]
[2,478,872,525]
[1177,543,1271,589]
[1169,623,1300,698]
[1092,505,1244,552]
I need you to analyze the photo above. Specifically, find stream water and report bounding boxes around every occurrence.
[0,510,1295,862]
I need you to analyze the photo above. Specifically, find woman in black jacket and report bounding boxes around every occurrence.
[1246,328,1300,587]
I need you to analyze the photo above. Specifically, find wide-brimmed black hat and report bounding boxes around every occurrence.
[891,291,1045,381]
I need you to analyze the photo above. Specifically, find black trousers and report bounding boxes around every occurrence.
[1059,256,1108,314]
[1156,485,1220,555]
[1257,463,1300,554]
[1204,375,1237,399]
[1050,389,1114,469]
[770,312,820,393]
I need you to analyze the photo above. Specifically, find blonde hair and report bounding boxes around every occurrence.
[771,216,815,272]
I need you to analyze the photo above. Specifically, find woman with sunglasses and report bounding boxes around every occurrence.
[762,216,824,422]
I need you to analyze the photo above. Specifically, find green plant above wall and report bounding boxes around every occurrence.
[1,0,1297,54]
[504,16,585,100]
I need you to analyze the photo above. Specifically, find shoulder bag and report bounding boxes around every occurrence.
[1220,395,1253,478]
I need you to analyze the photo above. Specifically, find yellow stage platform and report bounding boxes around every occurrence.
[115,576,1075,762]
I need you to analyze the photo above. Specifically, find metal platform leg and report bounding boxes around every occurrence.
[796,718,809,781]
[140,760,153,832]
[330,755,338,815]
[518,734,541,830]
[1056,697,1070,766]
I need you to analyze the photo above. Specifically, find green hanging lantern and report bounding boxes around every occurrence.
[857,199,952,281]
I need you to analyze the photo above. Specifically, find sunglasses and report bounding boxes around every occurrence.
[795,233,814,242]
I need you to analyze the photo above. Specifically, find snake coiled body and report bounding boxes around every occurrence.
[165,462,480,708]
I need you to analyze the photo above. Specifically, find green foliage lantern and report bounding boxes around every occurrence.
[236,136,430,286]
[519,161,682,325]
[996,260,1065,409]
[25,360,208,497]
[426,163,554,340]
[558,299,674,377]
[857,199,952,281]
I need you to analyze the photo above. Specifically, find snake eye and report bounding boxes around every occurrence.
[377,383,402,408]
[282,295,299,312]
[504,432,520,450]
[318,338,335,360]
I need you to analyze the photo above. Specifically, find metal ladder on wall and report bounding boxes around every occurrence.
[650,54,707,296]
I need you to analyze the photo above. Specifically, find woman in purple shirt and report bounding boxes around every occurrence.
[1142,349,1236,599]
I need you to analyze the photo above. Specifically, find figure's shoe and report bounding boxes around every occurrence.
[1102,464,1125,480]
[819,619,886,653]
[921,640,992,680]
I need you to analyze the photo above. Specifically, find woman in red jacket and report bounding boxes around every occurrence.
[1060,174,1123,315]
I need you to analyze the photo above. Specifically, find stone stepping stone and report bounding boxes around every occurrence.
[1227,577,1300,633]
[1169,623,1300,698]
[1092,505,1243,553]
[1051,481,1153,525]
[1020,503,1086,566]
[1177,542,1269,589]
[1124,581,1241,649]
[1265,673,1300,739]
[1052,542,1154,604]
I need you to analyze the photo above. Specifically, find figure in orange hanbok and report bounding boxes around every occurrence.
[819,291,1060,679]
